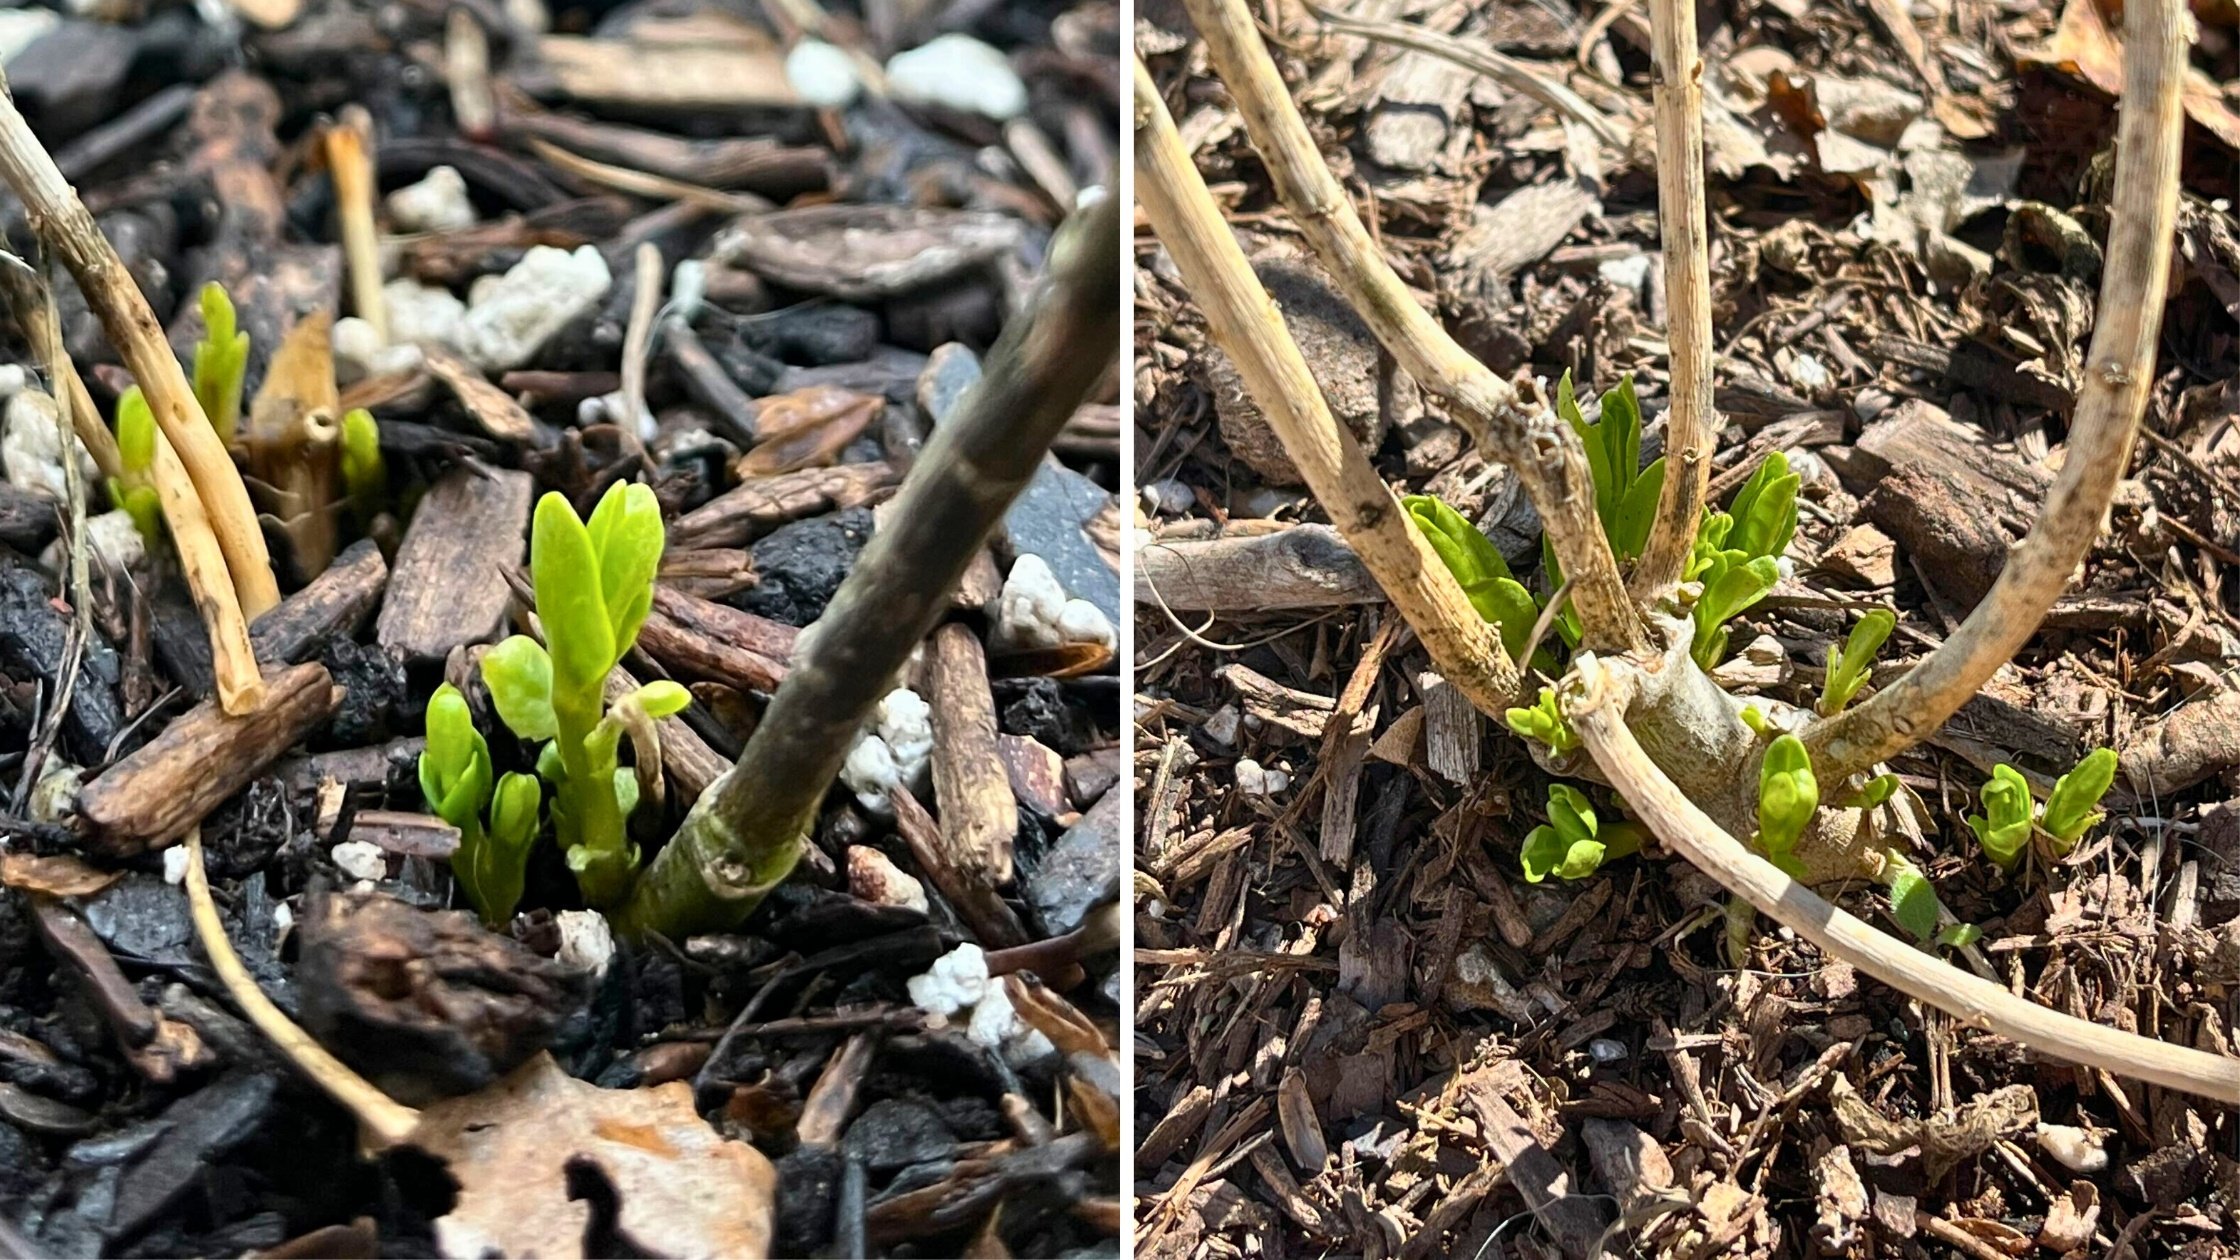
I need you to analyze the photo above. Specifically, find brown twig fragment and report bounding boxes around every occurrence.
[1177,0,1643,657]
[1628,0,1717,599]
[0,70,282,621]
[1132,59,1521,713]
[181,828,423,1146]
[1567,654,2240,1104]
[1800,0,2186,784]
[619,242,664,437]
[325,107,386,344]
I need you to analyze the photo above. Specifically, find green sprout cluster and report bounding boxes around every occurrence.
[420,683,543,924]
[108,388,162,542]
[1967,748,2117,870]
[1403,494,1543,668]
[1820,607,1895,716]
[1521,782,1642,883]
[1755,732,1817,878]
[192,282,250,448]
[419,483,683,918]
[1686,451,1797,669]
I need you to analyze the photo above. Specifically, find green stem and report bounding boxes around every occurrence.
[612,186,1122,940]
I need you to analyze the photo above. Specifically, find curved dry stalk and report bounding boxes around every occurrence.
[1132,58,1521,712]
[1178,0,1644,658]
[0,72,282,620]
[1567,656,2240,1104]
[1802,0,2185,784]
[1627,0,1716,599]
[182,828,422,1145]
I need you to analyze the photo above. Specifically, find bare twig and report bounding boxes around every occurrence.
[614,184,1121,939]
[1132,58,1521,712]
[326,107,385,344]
[1801,0,2185,784]
[1627,0,1715,599]
[0,70,281,620]
[1179,0,1644,657]
[619,242,664,438]
[1567,654,2240,1104]
[181,828,423,1145]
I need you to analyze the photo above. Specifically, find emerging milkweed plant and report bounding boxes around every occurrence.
[192,281,250,448]
[419,683,543,924]
[479,482,688,908]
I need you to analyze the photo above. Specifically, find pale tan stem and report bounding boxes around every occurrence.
[1178,0,1644,656]
[1800,0,2185,784]
[327,108,386,345]
[1628,0,1716,599]
[182,828,422,1145]
[619,242,663,436]
[0,72,282,619]
[1568,656,2240,1104]
[1134,58,1521,711]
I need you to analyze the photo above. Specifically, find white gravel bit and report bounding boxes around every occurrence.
[0,9,59,63]
[838,688,935,813]
[383,278,468,353]
[162,846,191,886]
[2035,1123,2109,1174]
[3,390,97,502]
[906,943,1055,1067]
[555,909,617,980]
[1054,598,1115,649]
[385,165,478,234]
[668,259,707,324]
[43,509,146,576]
[1234,758,1289,797]
[998,554,1112,652]
[886,34,1027,121]
[0,364,30,399]
[786,39,862,109]
[1597,253,1652,298]
[330,839,388,883]
[1202,704,1242,748]
[460,245,611,372]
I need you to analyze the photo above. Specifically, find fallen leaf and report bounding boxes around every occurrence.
[735,386,881,477]
[2026,0,2240,151]
[409,1052,776,1259]
[1827,1075,2038,1181]
[0,851,123,897]
[2040,1181,2101,1252]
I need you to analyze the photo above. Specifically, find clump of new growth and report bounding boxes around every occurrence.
[1403,494,1543,667]
[108,388,162,542]
[1686,451,1797,668]
[420,683,542,924]
[1820,607,1895,715]
[480,483,686,907]
[1521,782,1642,882]
[192,282,249,447]
[1967,748,2118,870]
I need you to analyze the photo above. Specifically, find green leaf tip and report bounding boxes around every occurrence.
[1820,607,1895,715]
[2042,748,2116,847]
[191,281,249,447]
[1966,763,2034,870]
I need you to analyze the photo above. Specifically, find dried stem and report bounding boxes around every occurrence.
[1628,0,1716,599]
[1132,58,1521,710]
[182,828,422,1145]
[1179,0,1644,657]
[613,186,1121,940]
[619,242,663,436]
[0,254,265,713]
[326,108,386,344]
[1801,0,2185,784]
[0,70,281,619]
[1567,655,2240,1104]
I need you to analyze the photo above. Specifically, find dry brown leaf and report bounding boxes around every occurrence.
[735,386,881,477]
[410,1052,776,1259]
[0,851,123,897]
[2027,0,2240,151]
[1827,1075,2038,1181]
[2040,1181,2101,1253]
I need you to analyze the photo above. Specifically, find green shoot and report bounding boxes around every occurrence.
[1539,373,1664,648]
[191,282,250,447]
[339,407,384,525]
[2041,747,2116,850]
[1404,494,1545,668]
[1843,773,1900,811]
[1504,686,1576,754]
[479,483,682,907]
[1684,452,1797,668]
[1521,782,1642,882]
[109,387,163,543]
[1936,922,1983,949]
[1965,764,2034,869]
[1884,854,1943,942]
[1820,607,1895,716]
[1756,733,1816,877]
[419,683,544,924]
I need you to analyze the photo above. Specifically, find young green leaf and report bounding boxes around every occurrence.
[1726,451,1799,561]
[587,481,665,654]
[1887,860,1942,943]
[462,771,543,925]
[1820,607,1896,715]
[1965,763,2034,869]
[1936,922,1983,949]
[1845,773,1900,811]
[1611,456,1667,561]
[532,492,616,692]
[634,680,692,718]
[419,683,493,832]
[1519,784,1640,882]
[1691,555,1780,668]
[116,387,155,474]
[1504,687,1577,754]
[1756,733,1817,861]
[482,635,559,740]
[339,408,384,508]
[1521,825,1604,883]
[191,282,249,446]
[1404,494,1544,663]
[2041,747,2116,847]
